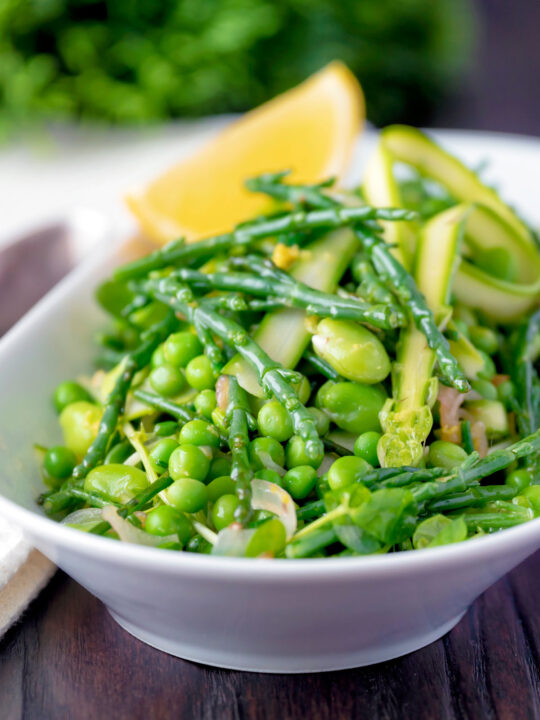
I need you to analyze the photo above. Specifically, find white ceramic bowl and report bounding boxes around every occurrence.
[0,130,539,673]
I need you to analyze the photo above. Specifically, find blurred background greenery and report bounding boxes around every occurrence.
[0,0,475,138]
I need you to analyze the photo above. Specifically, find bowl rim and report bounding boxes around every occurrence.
[1,491,540,580]
[1,127,540,581]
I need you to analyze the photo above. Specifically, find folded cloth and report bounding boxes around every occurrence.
[0,517,55,637]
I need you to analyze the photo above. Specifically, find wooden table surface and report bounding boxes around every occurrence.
[1,1,539,713]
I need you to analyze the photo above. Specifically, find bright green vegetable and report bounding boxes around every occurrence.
[194,390,217,419]
[43,446,77,480]
[316,381,386,435]
[185,355,215,391]
[163,332,203,368]
[283,466,318,499]
[53,381,93,414]
[311,318,391,384]
[354,432,381,467]
[212,494,240,531]
[179,420,220,448]
[285,436,323,470]
[164,478,209,514]
[149,364,186,397]
[257,400,294,442]
[327,456,371,491]
[168,444,210,482]
[60,402,102,457]
[149,438,179,470]
[145,505,192,544]
[427,441,468,471]
[85,464,149,504]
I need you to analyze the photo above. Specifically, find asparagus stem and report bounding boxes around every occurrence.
[353,258,396,305]
[114,205,416,281]
[302,350,342,381]
[508,308,540,437]
[223,375,254,523]
[117,474,173,518]
[427,485,517,513]
[133,389,196,423]
[355,227,469,392]
[285,526,338,558]
[72,313,175,480]
[245,171,337,209]
[172,262,406,330]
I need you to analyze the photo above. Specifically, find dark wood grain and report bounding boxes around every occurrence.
[0,553,538,720]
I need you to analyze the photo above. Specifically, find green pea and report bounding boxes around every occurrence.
[85,464,149,503]
[471,379,498,401]
[151,344,167,368]
[505,469,532,492]
[164,477,208,513]
[245,518,286,557]
[186,536,212,554]
[315,380,386,434]
[327,455,371,490]
[185,355,214,391]
[521,485,540,516]
[194,389,217,419]
[168,444,210,482]
[105,439,133,464]
[307,407,330,436]
[468,326,499,356]
[43,446,77,480]
[207,475,236,502]
[149,364,186,397]
[207,456,232,481]
[475,246,518,282]
[154,421,179,437]
[145,505,192,544]
[212,494,240,531]
[497,380,515,407]
[477,351,496,381]
[257,400,294,442]
[163,331,203,367]
[150,438,179,469]
[353,431,381,466]
[312,318,391,384]
[179,419,220,448]
[255,468,283,486]
[285,435,323,469]
[249,437,285,470]
[427,440,468,470]
[59,401,102,457]
[283,465,318,499]
[53,381,92,413]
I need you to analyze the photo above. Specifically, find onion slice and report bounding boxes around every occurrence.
[101,506,176,546]
[61,508,103,531]
[212,525,255,556]
[251,479,297,539]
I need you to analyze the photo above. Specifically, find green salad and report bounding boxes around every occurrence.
[38,126,540,558]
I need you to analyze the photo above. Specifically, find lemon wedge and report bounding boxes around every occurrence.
[127,61,364,244]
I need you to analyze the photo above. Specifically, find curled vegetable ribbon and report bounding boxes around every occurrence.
[364,125,540,321]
